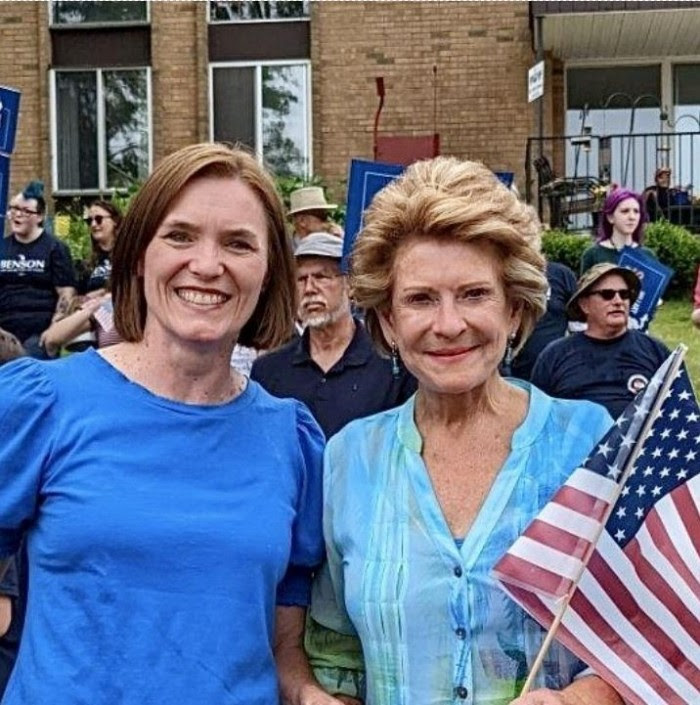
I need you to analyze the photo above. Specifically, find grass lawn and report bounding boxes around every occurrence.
[649,298,700,395]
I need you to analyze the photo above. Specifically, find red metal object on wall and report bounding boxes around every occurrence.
[375,134,441,166]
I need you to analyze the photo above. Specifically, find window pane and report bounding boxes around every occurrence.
[210,1,308,22]
[52,1,147,25]
[262,64,308,177]
[213,67,256,148]
[104,70,149,189]
[565,65,663,200]
[671,65,700,189]
[56,72,98,190]
[673,64,700,106]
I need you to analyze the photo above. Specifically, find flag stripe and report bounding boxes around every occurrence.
[625,538,700,671]
[587,548,700,682]
[562,468,618,506]
[638,511,700,613]
[562,589,689,705]
[491,553,572,597]
[645,501,700,598]
[502,536,582,583]
[677,478,700,557]
[524,519,591,561]
[552,485,609,521]
[503,584,670,705]
[535,503,604,544]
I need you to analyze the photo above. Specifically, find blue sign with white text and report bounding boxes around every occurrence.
[618,247,673,331]
[0,86,21,155]
[342,159,404,271]
[0,153,10,220]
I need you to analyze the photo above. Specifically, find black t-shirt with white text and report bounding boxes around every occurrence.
[0,232,76,341]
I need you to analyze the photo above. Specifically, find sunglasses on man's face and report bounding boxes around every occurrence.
[83,215,111,226]
[588,288,632,301]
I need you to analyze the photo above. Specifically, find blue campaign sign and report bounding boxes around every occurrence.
[0,153,9,219]
[342,159,404,271]
[0,86,21,155]
[618,247,673,331]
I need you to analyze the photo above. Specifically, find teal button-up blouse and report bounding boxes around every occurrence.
[307,381,613,705]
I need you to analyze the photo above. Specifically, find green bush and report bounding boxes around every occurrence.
[541,229,591,273]
[644,221,700,299]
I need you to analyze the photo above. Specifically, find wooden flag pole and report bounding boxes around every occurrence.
[518,345,687,696]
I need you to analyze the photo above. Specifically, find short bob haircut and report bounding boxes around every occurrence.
[351,156,547,356]
[112,142,295,350]
[597,188,647,244]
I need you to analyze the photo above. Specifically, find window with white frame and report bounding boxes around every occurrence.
[52,68,151,192]
[211,62,311,178]
[209,1,308,23]
[51,1,148,25]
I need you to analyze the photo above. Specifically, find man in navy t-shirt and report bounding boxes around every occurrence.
[0,185,76,358]
[531,263,670,419]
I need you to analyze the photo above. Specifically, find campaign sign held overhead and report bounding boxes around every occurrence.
[342,159,404,271]
[0,86,21,155]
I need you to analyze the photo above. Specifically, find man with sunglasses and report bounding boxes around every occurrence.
[251,232,415,438]
[531,263,670,418]
[0,182,76,358]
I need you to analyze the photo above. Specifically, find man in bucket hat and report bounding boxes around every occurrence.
[288,186,343,245]
[251,232,415,438]
[531,263,670,418]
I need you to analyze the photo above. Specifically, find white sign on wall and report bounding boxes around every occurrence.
[528,61,544,103]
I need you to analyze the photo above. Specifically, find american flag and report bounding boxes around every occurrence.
[493,347,700,705]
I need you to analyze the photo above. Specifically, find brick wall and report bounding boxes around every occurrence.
[311,1,537,196]
[151,1,208,165]
[0,1,51,198]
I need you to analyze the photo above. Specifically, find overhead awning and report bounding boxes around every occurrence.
[539,7,700,60]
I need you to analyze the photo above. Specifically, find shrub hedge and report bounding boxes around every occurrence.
[541,222,700,299]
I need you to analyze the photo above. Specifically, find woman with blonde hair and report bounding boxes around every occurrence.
[0,143,343,704]
[306,157,623,704]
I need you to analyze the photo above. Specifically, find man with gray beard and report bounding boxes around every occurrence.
[251,232,415,438]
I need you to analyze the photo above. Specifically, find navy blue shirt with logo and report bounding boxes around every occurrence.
[80,252,111,295]
[531,330,670,419]
[251,321,417,438]
[0,232,76,342]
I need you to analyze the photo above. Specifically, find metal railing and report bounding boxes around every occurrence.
[525,131,700,232]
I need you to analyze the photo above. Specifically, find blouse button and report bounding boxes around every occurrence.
[455,627,466,639]
[454,685,469,699]
[453,565,463,578]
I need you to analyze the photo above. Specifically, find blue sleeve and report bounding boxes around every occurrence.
[276,402,325,607]
[0,359,56,558]
[50,239,77,288]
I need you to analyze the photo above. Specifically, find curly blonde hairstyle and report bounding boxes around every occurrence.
[351,156,547,355]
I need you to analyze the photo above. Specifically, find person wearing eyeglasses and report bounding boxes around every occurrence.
[251,232,416,438]
[0,181,76,358]
[531,263,670,418]
[41,201,123,356]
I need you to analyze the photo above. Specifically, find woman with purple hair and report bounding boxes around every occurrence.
[580,188,657,275]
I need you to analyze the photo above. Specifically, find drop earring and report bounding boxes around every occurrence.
[390,340,400,378]
[503,332,516,369]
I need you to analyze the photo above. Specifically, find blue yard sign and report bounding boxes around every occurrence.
[0,153,10,219]
[618,247,673,331]
[342,159,404,271]
[0,86,21,155]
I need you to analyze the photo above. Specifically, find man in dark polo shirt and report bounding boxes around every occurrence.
[531,263,669,418]
[251,232,415,437]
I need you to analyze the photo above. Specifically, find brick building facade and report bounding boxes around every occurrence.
[1,1,699,215]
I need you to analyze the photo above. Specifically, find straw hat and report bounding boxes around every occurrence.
[566,263,641,322]
[288,187,337,215]
[294,232,343,260]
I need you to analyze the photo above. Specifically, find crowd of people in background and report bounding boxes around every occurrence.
[0,147,697,704]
